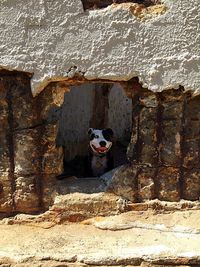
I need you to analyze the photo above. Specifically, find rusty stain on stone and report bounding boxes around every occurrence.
[110,3,167,21]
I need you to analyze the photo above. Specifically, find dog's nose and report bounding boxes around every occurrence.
[99,141,106,147]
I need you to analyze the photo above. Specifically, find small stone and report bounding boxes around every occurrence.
[182,169,200,201]
[14,129,42,176]
[138,167,156,201]
[106,164,139,202]
[157,167,180,201]
[14,175,41,212]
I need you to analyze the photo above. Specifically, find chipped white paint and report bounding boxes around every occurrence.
[178,251,200,258]
[0,0,200,96]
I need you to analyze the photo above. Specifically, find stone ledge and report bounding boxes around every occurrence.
[0,209,200,266]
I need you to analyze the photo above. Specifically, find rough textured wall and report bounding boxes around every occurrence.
[0,73,63,213]
[0,0,200,96]
[116,88,200,202]
[57,84,94,161]
[108,84,132,141]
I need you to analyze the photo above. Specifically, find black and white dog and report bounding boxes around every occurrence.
[56,128,114,179]
[87,128,114,177]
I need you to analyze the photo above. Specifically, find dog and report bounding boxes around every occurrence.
[56,128,114,179]
[87,128,114,177]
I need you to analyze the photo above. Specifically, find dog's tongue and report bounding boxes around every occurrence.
[97,147,107,153]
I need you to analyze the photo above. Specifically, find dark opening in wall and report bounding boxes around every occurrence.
[56,82,132,178]
[81,0,161,10]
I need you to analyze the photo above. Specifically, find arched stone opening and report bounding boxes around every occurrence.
[0,70,141,214]
[38,79,138,207]
[55,82,133,178]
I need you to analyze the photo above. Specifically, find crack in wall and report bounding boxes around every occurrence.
[13,123,45,133]
[5,79,16,211]
[34,127,45,212]
[155,93,164,167]
[179,92,187,199]
[130,92,143,164]
[81,0,161,10]
[144,93,165,199]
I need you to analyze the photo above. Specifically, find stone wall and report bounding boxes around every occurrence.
[117,88,200,202]
[0,72,63,213]
[0,72,199,215]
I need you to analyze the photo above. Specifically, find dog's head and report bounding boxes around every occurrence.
[88,128,113,155]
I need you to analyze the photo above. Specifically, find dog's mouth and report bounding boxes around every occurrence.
[91,144,110,154]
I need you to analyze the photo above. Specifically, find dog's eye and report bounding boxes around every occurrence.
[103,133,111,141]
[90,133,95,140]
[95,135,99,138]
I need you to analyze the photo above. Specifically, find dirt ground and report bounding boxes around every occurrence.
[0,209,200,266]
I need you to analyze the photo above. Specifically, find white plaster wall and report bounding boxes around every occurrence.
[57,83,94,160]
[58,84,94,146]
[0,0,200,96]
[108,84,132,141]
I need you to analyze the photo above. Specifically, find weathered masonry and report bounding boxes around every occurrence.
[0,71,199,215]
[0,0,200,215]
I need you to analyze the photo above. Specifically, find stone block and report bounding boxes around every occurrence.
[14,129,42,175]
[0,80,10,175]
[182,169,200,200]
[157,167,180,201]
[160,120,182,166]
[138,93,158,166]
[0,102,8,128]
[49,192,123,223]
[184,119,200,139]
[9,74,31,99]
[14,175,41,212]
[12,94,39,129]
[138,167,156,201]
[126,116,139,162]
[41,124,63,175]
[183,96,200,169]
[126,93,141,162]
[106,164,139,202]
[42,174,59,209]
[139,93,158,108]
[38,83,66,122]
[0,179,13,212]
[162,99,183,120]
[184,94,200,121]
[160,90,184,167]
[183,139,199,169]
[140,127,157,165]
[1,74,41,130]
[0,132,10,174]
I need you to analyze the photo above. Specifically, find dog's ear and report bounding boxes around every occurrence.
[87,128,93,135]
[103,128,114,140]
[105,128,114,137]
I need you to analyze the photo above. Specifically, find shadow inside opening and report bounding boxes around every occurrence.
[56,82,132,180]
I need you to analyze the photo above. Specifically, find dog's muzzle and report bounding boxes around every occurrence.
[91,144,112,154]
